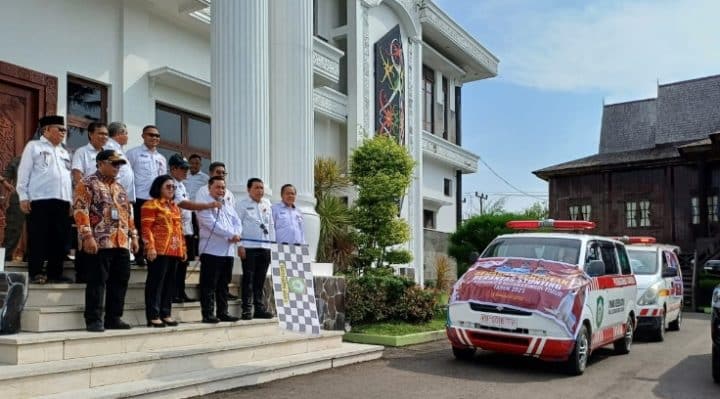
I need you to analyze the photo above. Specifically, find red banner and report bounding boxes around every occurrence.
[451,257,591,336]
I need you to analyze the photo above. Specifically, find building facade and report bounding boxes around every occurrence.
[0,0,497,283]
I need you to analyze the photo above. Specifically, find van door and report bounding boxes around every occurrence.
[662,250,683,322]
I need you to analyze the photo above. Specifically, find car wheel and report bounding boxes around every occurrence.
[565,324,590,376]
[668,307,681,331]
[452,346,476,361]
[614,315,633,355]
[713,343,720,384]
[652,314,665,342]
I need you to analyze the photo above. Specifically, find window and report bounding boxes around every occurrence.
[691,197,700,224]
[709,195,719,222]
[581,204,592,221]
[442,77,448,139]
[423,209,435,229]
[585,241,600,265]
[599,242,619,275]
[616,243,632,275]
[443,178,452,196]
[422,66,434,132]
[625,201,637,227]
[66,76,108,151]
[639,200,651,227]
[569,205,579,220]
[570,203,591,221]
[155,103,211,167]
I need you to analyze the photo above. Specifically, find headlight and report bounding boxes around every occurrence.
[712,287,720,308]
[638,282,662,306]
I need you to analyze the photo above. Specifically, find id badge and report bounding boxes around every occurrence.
[111,207,119,221]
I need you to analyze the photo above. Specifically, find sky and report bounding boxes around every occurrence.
[434,0,720,214]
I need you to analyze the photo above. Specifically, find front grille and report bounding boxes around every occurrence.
[468,331,531,345]
[470,302,532,316]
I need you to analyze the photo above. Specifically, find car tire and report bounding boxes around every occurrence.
[652,314,665,342]
[565,324,590,376]
[667,307,681,331]
[713,343,720,384]
[614,315,633,355]
[452,346,476,361]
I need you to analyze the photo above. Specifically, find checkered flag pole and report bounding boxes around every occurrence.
[270,243,321,335]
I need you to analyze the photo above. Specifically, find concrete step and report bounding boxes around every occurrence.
[0,330,368,398]
[5,262,202,285]
[0,319,279,365]
[38,343,382,399]
[21,300,246,332]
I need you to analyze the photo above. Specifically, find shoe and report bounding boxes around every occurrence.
[147,319,166,328]
[31,274,47,284]
[217,314,240,322]
[172,297,185,304]
[241,313,253,321]
[182,295,197,302]
[162,318,179,326]
[253,310,274,319]
[49,276,74,284]
[86,320,105,332]
[227,293,239,300]
[105,319,132,330]
[202,316,220,324]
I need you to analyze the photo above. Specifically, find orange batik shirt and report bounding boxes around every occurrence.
[141,198,185,258]
[73,173,135,250]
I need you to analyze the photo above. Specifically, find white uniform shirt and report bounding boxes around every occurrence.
[16,136,72,203]
[105,138,136,202]
[71,143,103,177]
[196,189,242,257]
[184,171,209,200]
[272,202,305,245]
[172,178,193,235]
[237,196,275,249]
[126,144,167,200]
[195,185,236,209]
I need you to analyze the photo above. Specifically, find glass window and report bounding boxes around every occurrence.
[423,209,435,229]
[188,117,211,150]
[422,66,434,133]
[585,241,600,264]
[627,249,658,275]
[616,244,632,275]
[581,204,592,221]
[66,76,108,151]
[155,103,211,162]
[639,200,651,227]
[155,107,182,144]
[599,242,619,275]
[691,196,700,224]
[708,195,719,222]
[569,205,579,220]
[482,237,582,264]
[626,201,637,228]
[443,178,452,196]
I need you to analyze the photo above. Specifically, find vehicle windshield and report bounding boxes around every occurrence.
[481,237,582,265]
[626,249,657,275]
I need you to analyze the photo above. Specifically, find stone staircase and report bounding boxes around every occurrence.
[0,262,383,398]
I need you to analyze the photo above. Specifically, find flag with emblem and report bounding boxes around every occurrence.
[270,243,321,335]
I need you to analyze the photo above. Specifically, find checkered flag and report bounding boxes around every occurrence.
[271,243,321,335]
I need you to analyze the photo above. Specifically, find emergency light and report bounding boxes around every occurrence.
[506,219,596,230]
[612,236,657,244]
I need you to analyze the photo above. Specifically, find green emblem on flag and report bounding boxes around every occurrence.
[288,277,306,295]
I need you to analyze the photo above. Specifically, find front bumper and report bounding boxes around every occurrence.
[712,307,720,346]
[447,326,575,361]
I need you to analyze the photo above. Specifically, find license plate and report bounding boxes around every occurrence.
[478,314,517,330]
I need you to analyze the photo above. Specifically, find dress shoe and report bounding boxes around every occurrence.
[217,314,240,322]
[253,310,274,319]
[162,318,179,326]
[86,321,105,332]
[172,297,185,304]
[147,319,166,328]
[241,313,253,321]
[202,316,220,324]
[182,295,197,302]
[105,319,132,330]
[227,293,239,300]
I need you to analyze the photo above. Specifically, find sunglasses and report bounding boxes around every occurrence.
[101,160,123,168]
[145,133,161,138]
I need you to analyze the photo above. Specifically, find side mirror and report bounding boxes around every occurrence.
[662,267,678,278]
[468,251,480,264]
[586,260,605,277]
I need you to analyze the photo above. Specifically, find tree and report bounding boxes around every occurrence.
[314,157,355,272]
[449,213,517,277]
[349,135,415,273]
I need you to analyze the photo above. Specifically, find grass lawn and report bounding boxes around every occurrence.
[351,317,446,336]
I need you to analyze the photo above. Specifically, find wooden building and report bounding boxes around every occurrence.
[534,75,720,308]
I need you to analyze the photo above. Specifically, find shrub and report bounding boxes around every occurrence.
[394,286,437,323]
[345,268,413,324]
[433,254,452,293]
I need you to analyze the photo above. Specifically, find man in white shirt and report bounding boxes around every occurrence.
[196,176,242,323]
[106,122,135,202]
[237,177,275,320]
[184,154,208,201]
[16,115,73,284]
[271,184,306,245]
[126,125,167,266]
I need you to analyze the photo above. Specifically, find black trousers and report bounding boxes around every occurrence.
[175,234,197,299]
[84,248,131,324]
[133,199,147,264]
[27,199,70,279]
[75,249,89,283]
[241,248,271,314]
[199,253,233,318]
[145,255,179,321]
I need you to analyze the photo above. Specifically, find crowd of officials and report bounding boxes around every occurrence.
[12,115,306,332]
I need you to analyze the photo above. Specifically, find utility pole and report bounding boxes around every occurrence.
[475,192,488,215]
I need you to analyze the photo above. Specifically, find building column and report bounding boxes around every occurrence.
[408,36,424,286]
[211,0,270,196]
[269,0,320,260]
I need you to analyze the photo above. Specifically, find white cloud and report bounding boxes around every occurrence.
[446,0,720,101]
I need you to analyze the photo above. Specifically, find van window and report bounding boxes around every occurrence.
[599,242,619,275]
[616,244,632,275]
[661,251,670,273]
[585,241,600,264]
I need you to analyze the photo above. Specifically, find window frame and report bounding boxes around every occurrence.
[423,209,436,229]
[708,194,719,223]
[155,103,211,160]
[66,75,108,151]
[625,201,638,228]
[691,196,700,225]
[422,66,434,133]
[443,178,452,197]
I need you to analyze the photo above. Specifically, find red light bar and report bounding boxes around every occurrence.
[612,236,656,244]
[506,219,596,230]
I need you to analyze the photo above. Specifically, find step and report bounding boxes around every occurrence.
[0,319,279,365]
[0,330,353,398]
[5,262,203,285]
[38,343,382,399]
[21,300,246,332]
[25,283,239,307]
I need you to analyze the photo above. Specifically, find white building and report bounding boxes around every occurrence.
[0,0,497,283]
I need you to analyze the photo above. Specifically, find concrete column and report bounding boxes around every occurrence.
[269,0,320,260]
[211,0,270,196]
[409,36,424,286]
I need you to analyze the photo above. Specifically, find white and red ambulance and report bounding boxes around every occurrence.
[621,236,683,341]
[447,220,637,375]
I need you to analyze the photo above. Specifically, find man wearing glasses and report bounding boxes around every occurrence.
[16,115,73,284]
[126,125,167,266]
[74,150,138,332]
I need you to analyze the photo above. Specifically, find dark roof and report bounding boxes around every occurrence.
[533,144,683,180]
[599,98,656,154]
[655,75,720,145]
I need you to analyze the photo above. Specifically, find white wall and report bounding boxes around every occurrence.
[423,157,457,233]
[314,116,347,167]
